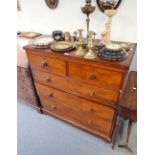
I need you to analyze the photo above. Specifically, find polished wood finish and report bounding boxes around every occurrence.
[27,53,66,77]
[25,42,136,142]
[32,70,119,107]
[112,71,137,151]
[69,62,123,90]
[35,82,115,136]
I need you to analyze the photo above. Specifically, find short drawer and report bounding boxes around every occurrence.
[32,70,119,107]
[27,53,66,76]
[69,62,123,90]
[35,83,115,136]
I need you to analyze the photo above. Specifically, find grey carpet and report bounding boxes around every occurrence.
[17,101,137,155]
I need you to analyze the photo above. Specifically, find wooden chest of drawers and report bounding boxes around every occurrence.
[24,42,136,142]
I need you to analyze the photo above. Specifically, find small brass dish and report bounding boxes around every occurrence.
[50,41,75,52]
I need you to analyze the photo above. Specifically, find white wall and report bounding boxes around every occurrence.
[17,0,137,70]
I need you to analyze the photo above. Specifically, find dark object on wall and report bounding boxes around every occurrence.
[17,0,21,11]
[45,0,58,9]
[52,30,64,41]
[96,0,122,12]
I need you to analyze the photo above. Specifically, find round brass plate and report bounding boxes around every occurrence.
[50,41,75,52]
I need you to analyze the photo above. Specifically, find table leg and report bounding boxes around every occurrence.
[118,120,133,153]
[112,116,122,149]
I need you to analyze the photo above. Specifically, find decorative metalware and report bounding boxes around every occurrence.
[75,29,85,57]
[81,0,95,39]
[84,31,96,59]
[50,41,75,52]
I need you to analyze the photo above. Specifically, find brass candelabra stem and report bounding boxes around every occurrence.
[84,31,96,59]
[81,0,95,39]
[75,29,85,57]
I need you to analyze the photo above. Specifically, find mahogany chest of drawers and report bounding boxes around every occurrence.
[24,42,136,142]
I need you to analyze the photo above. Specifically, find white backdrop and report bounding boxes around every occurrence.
[17,0,137,70]
[17,0,137,42]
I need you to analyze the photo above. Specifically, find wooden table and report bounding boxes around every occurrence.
[112,71,137,152]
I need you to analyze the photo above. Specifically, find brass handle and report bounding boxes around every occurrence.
[41,60,48,68]
[89,74,96,80]
[48,93,53,98]
[133,87,137,90]
[88,120,92,124]
[51,105,56,110]
[88,91,95,97]
[46,78,51,82]
[88,107,93,112]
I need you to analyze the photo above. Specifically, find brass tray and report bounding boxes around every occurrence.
[50,41,75,51]
[19,32,42,38]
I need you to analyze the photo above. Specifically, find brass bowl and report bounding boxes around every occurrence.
[81,6,95,15]
[50,41,75,52]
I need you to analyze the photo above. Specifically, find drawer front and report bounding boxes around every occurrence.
[35,83,115,136]
[69,62,123,90]
[17,91,37,106]
[27,53,66,76]
[32,70,119,107]
[17,66,32,87]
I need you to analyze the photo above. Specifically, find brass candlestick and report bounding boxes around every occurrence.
[75,29,85,57]
[101,9,117,45]
[81,0,95,39]
[84,31,96,59]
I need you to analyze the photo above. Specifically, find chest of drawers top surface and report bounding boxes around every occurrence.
[24,42,136,71]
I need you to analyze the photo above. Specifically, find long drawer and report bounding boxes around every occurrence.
[32,70,119,107]
[69,62,123,90]
[35,82,115,136]
[27,53,66,76]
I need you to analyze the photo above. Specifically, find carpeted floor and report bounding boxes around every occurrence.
[17,101,137,155]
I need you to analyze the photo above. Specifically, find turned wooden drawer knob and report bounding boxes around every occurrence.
[88,120,92,124]
[88,91,95,96]
[88,107,93,112]
[89,74,96,80]
[48,93,53,97]
[46,78,51,82]
[41,60,48,68]
[51,105,56,110]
